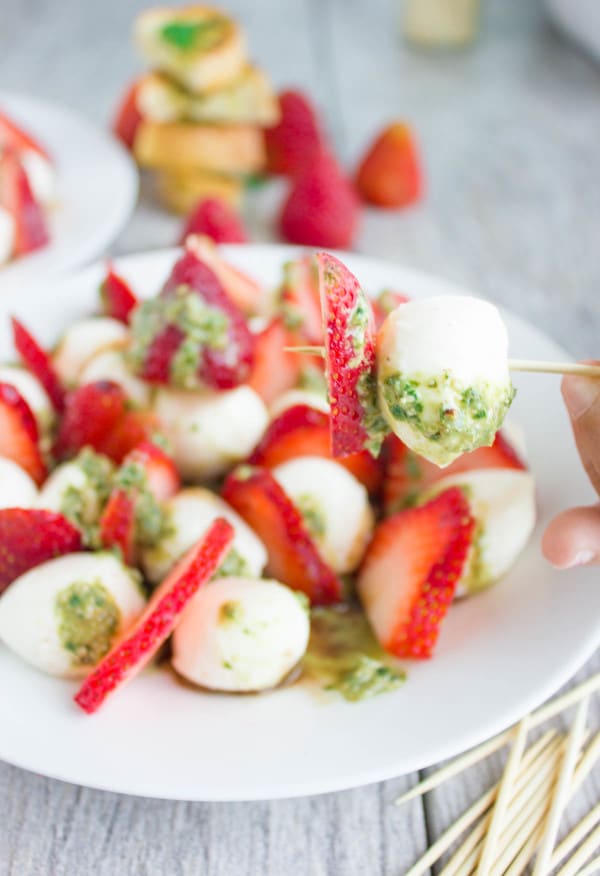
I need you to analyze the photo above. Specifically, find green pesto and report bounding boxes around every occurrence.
[127,285,228,389]
[303,606,406,702]
[55,579,120,667]
[295,493,327,539]
[355,370,390,457]
[59,449,115,548]
[347,291,370,368]
[214,546,252,580]
[219,600,244,625]
[115,461,172,549]
[380,371,515,466]
[160,18,227,52]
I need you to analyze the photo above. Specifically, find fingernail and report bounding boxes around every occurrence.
[562,376,600,419]
[562,549,595,569]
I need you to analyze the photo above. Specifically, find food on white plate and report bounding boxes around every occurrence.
[172,575,310,691]
[52,317,130,386]
[141,486,267,584]
[154,385,268,480]
[271,456,374,574]
[20,149,56,206]
[0,552,146,677]
[421,468,537,596]
[0,206,16,266]
[0,248,537,712]
[0,456,38,508]
[377,296,515,467]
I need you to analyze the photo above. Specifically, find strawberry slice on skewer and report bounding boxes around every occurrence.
[0,382,46,484]
[55,381,127,461]
[357,487,475,659]
[123,441,180,502]
[0,149,49,256]
[279,255,323,345]
[247,318,302,405]
[11,317,66,413]
[99,489,136,566]
[100,266,139,325]
[74,517,234,713]
[0,508,82,595]
[317,251,387,458]
[0,112,50,160]
[223,466,343,605]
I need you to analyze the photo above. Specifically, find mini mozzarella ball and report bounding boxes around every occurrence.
[172,576,309,692]
[0,364,54,434]
[78,348,151,407]
[377,296,514,467]
[153,385,269,481]
[141,487,267,585]
[269,389,330,419]
[0,553,145,678]
[424,469,536,596]
[0,457,38,508]
[20,150,57,205]
[272,456,374,574]
[52,317,130,386]
[0,206,15,265]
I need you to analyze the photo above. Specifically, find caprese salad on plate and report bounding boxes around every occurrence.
[0,236,537,714]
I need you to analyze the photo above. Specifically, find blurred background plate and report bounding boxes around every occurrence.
[0,92,138,293]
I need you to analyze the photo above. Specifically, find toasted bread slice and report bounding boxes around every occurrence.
[133,120,266,173]
[134,5,246,94]
[155,168,243,213]
[136,65,280,126]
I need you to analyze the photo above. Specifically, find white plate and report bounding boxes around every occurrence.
[0,92,138,292]
[0,245,598,801]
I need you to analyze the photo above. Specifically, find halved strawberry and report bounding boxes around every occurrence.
[383,431,527,514]
[99,489,136,566]
[317,252,385,458]
[0,382,46,484]
[122,441,180,502]
[112,80,143,151]
[279,255,323,344]
[11,316,65,413]
[0,149,49,255]
[356,122,422,209]
[0,112,50,160]
[372,289,410,331]
[222,466,342,604]
[55,381,127,461]
[246,318,301,405]
[74,517,234,713]
[99,410,161,465]
[100,265,138,325]
[357,487,475,659]
[185,235,263,315]
[249,404,382,494]
[0,508,82,594]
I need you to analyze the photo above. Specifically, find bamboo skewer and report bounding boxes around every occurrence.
[533,698,590,875]
[575,855,600,876]
[551,802,600,872]
[284,346,600,379]
[556,824,600,876]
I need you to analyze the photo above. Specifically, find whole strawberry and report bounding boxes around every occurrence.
[279,152,360,249]
[179,197,247,245]
[265,90,325,176]
[356,122,422,208]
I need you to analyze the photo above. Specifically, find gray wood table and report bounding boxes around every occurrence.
[1,0,599,872]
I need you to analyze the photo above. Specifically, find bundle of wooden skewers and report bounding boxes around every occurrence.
[400,673,600,876]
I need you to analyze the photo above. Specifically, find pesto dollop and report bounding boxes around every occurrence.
[160,17,228,52]
[356,370,390,457]
[115,461,172,549]
[214,547,252,580]
[55,579,120,667]
[59,449,115,548]
[295,493,327,539]
[303,606,405,702]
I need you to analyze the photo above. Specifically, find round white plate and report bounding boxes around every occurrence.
[0,92,138,293]
[0,245,598,801]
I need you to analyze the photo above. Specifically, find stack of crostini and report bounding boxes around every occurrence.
[123,5,280,213]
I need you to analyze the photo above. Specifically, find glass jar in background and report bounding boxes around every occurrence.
[403,0,481,48]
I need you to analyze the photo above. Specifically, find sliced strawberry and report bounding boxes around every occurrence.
[317,252,384,458]
[246,318,301,405]
[74,517,234,713]
[99,489,136,566]
[356,122,422,209]
[11,316,65,413]
[138,324,183,384]
[0,149,49,255]
[179,198,247,245]
[55,381,127,460]
[185,235,263,315]
[383,431,527,514]
[0,111,50,160]
[372,289,410,331]
[249,404,382,494]
[223,466,342,605]
[112,80,143,151]
[279,255,323,344]
[358,487,475,659]
[122,441,180,501]
[100,265,139,325]
[0,508,82,595]
[0,382,46,484]
[99,410,161,465]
